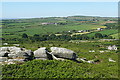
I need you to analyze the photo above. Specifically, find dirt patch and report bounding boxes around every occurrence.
[101,21,117,25]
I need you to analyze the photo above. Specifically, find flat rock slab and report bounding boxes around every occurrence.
[50,47,77,59]
[8,59,25,62]
[34,47,48,58]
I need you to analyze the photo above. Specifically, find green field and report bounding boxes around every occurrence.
[87,29,118,37]
[110,33,119,39]
[2,24,106,38]
[1,16,118,39]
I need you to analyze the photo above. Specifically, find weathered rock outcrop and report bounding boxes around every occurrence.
[0,46,34,64]
[34,47,48,60]
[0,57,8,62]
[8,59,25,62]
[50,47,77,60]
[0,51,9,57]
[0,46,78,65]
[33,47,77,60]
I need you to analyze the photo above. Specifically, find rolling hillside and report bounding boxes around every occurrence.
[1,16,118,39]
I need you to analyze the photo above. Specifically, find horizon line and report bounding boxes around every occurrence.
[1,15,118,20]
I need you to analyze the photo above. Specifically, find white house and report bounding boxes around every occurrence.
[89,50,95,52]
[78,30,83,33]
[3,43,8,45]
[68,31,71,32]
[97,28,103,31]
[99,51,104,53]
[107,45,117,50]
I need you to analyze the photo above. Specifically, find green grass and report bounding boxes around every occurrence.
[2,16,117,39]
[2,59,118,78]
[110,33,119,39]
[1,16,119,79]
[2,41,119,78]
[87,29,118,37]
[2,23,106,38]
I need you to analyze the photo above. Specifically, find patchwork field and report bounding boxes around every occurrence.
[1,16,118,39]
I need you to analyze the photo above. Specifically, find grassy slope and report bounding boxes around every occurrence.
[2,41,118,78]
[2,59,118,78]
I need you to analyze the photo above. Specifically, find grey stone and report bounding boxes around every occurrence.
[25,50,33,56]
[0,57,8,62]
[0,47,9,51]
[13,44,20,47]
[8,54,16,58]
[8,59,25,62]
[0,47,34,60]
[0,51,9,57]
[8,46,22,54]
[34,47,48,58]
[7,62,16,65]
[50,47,77,60]
[16,51,30,59]
[35,58,48,60]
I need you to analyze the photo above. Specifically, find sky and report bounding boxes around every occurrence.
[1,2,118,19]
[1,0,120,2]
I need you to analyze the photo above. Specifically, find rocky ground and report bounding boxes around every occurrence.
[0,46,78,65]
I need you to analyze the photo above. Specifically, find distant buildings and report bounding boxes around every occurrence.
[97,28,103,31]
[78,30,83,33]
[107,45,117,50]
[41,22,58,25]
[77,30,90,33]
[89,50,95,52]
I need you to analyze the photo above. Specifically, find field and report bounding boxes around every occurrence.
[1,16,119,79]
[87,29,118,37]
[2,23,106,38]
[1,16,118,39]
[110,33,119,39]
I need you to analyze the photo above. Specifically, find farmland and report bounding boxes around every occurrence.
[1,16,118,40]
[110,33,119,39]
[1,16,119,79]
[2,23,106,38]
[87,29,118,37]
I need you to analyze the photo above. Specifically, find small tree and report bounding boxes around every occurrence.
[22,33,28,38]
[49,34,56,40]
[33,34,40,41]
[95,33,103,38]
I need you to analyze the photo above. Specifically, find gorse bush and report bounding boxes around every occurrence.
[1,41,118,79]
[2,59,118,78]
